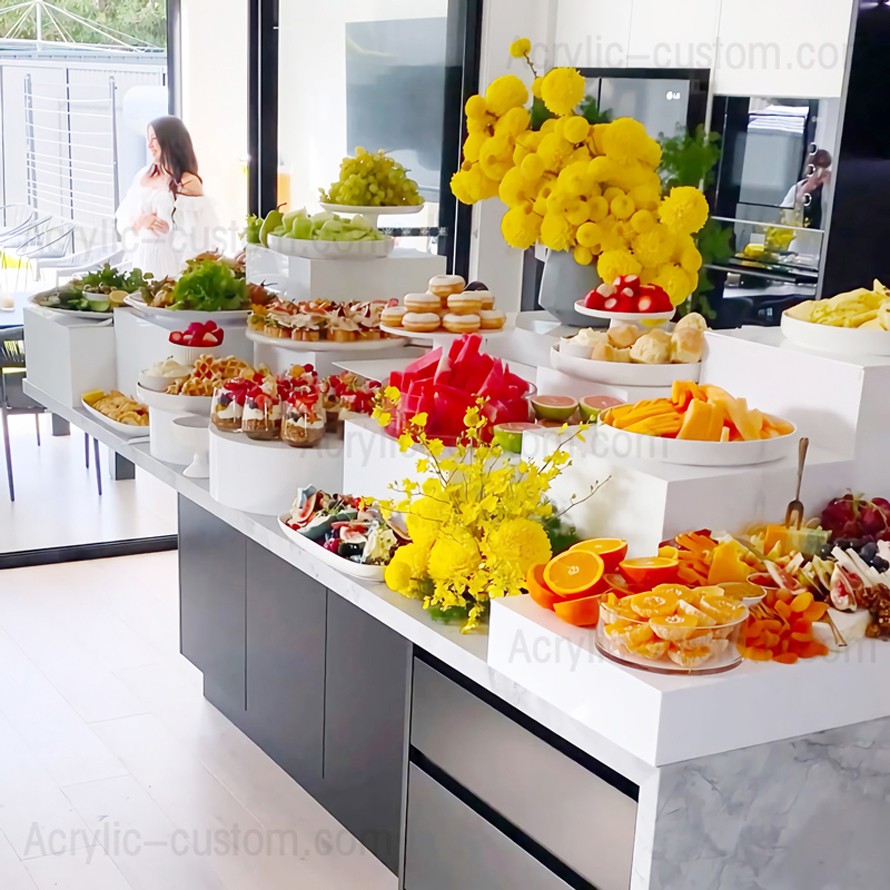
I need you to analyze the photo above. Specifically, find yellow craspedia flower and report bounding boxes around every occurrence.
[484,518,552,579]
[478,135,514,180]
[610,194,635,220]
[509,37,532,58]
[659,186,710,235]
[588,155,619,183]
[586,195,609,223]
[540,67,586,117]
[540,212,575,251]
[609,161,657,192]
[597,248,642,283]
[653,263,697,306]
[465,94,488,120]
[600,117,652,165]
[603,186,624,203]
[576,221,604,251]
[485,74,529,116]
[496,105,531,138]
[537,132,573,170]
[520,152,546,182]
[633,224,677,267]
[557,160,593,194]
[405,497,450,548]
[598,218,630,252]
[630,209,656,234]
[450,168,479,204]
[563,115,591,144]
[630,184,661,211]
[428,530,481,582]
[466,115,490,135]
[463,132,487,163]
[384,543,429,594]
[680,245,703,274]
[531,76,543,99]
[574,245,595,266]
[565,201,590,226]
[499,167,532,207]
[384,559,413,595]
[501,205,543,249]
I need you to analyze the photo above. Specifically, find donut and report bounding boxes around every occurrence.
[442,312,480,334]
[447,293,483,315]
[474,290,495,310]
[402,312,442,333]
[428,274,466,299]
[403,292,442,314]
[381,305,407,327]
[479,309,506,330]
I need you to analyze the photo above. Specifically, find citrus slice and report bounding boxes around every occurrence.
[543,550,605,598]
[668,645,714,669]
[570,538,628,572]
[605,619,638,637]
[697,593,747,625]
[650,613,700,641]
[553,594,600,627]
[525,564,558,611]
[631,640,671,661]
[628,590,679,618]
[619,556,679,587]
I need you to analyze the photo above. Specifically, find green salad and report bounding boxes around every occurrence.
[35,264,150,313]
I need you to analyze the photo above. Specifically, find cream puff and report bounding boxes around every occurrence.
[403,292,442,314]
[402,312,442,333]
[479,309,506,330]
[629,329,672,364]
[608,322,644,349]
[428,274,466,299]
[447,293,483,315]
[670,327,706,364]
[674,311,708,333]
[381,305,407,328]
[591,342,631,363]
[442,312,481,334]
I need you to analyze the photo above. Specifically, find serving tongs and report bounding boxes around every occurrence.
[784,437,809,529]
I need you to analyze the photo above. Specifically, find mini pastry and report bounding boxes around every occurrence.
[629,329,672,364]
[608,322,644,349]
[671,327,706,364]
[674,311,708,333]
[402,312,442,333]
[442,312,481,334]
[447,293,483,315]
[479,309,506,330]
[428,274,466,299]
[381,305,407,327]
[591,342,631,363]
[404,292,442,314]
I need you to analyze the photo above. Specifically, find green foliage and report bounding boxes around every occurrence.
[659,125,722,190]
[529,96,555,131]
[0,0,166,48]
[542,512,579,556]
[579,95,612,125]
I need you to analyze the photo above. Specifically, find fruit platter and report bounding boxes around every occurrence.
[597,381,797,466]
[81,389,150,436]
[575,276,676,326]
[279,487,406,581]
[552,312,708,386]
[30,264,150,318]
[781,281,890,356]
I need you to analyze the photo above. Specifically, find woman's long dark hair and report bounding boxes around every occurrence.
[148,116,201,196]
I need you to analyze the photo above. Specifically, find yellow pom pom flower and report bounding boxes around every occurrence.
[540,67,586,117]
[563,115,591,144]
[496,105,531,138]
[384,543,429,595]
[521,152,546,182]
[600,117,655,165]
[428,530,482,583]
[659,186,710,235]
[499,167,533,207]
[565,201,590,226]
[588,155,619,183]
[450,168,480,204]
[597,248,642,283]
[610,193,635,220]
[680,245,703,274]
[540,212,576,251]
[532,76,543,99]
[574,245,595,266]
[509,37,532,58]
[484,518,552,580]
[586,195,609,223]
[485,74,529,116]
[463,132,487,163]
[501,205,543,249]
[653,263,697,306]
[632,224,677,268]
[630,184,661,211]
[465,94,488,120]
[630,209,656,234]
[603,186,624,203]
[576,221,604,251]
[537,132,573,170]
[479,135,514,180]
[466,115,490,135]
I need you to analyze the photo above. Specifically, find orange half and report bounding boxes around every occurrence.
[619,556,679,587]
[544,550,605,598]
[570,538,629,572]
[525,564,558,611]
[553,594,601,627]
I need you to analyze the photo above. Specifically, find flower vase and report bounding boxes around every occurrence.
[537,249,606,327]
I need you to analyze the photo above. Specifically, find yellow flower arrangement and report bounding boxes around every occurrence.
[451,38,711,307]
[371,396,598,632]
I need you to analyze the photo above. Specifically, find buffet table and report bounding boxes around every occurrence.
[24,309,890,889]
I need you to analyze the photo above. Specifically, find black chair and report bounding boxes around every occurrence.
[0,327,42,501]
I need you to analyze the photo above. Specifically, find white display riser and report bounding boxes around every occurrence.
[23,304,116,408]
[250,340,411,377]
[245,244,447,301]
[536,366,681,403]
[521,427,851,556]
[209,425,344,516]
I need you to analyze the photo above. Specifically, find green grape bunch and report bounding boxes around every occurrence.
[320,147,424,207]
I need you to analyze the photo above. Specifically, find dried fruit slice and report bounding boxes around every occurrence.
[619,556,680,587]
[570,538,628,571]
[650,612,700,641]
[628,590,680,618]
[544,550,605,598]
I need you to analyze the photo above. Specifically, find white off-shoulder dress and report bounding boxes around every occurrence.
[115,168,219,278]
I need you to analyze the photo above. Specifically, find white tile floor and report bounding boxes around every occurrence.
[0,552,397,889]
[1,413,177,553]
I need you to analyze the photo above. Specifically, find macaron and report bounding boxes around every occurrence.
[428,274,466,298]
[479,309,506,330]
[381,305,407,327]
[403,292,442,314]
[442,313,481,334]
[447,293,483,315]
[402,312,442,333]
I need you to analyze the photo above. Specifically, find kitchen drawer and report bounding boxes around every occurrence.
[411,659,636,890]
[404,764,572,890]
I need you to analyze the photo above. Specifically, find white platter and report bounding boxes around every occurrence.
[319,203,423,217]
[595,416,798,467]
[136,383,212,415]
[29,292,114,319]
[246,327,407,352]
[123,293,250,326]
[277,515,385,581]
[81,398,150,437]
[267,233,393,260]
[551,344,701,387]
[574,300,674,326]
[379,322,511,341]
[781,311,890,357]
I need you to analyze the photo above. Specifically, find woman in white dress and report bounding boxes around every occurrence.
[115,116,218,278]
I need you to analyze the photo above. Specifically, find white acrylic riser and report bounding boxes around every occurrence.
[148,405,206,465]
[246,244,447,301]
[208,425,344,515]
[521,426,852,556]
[250,341,410,377]
[22,305,116,408]
[342,418,426,502]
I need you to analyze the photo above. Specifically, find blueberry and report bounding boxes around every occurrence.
[874,558,890,573]
[861,542,879,561]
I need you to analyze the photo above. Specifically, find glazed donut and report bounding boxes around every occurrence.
[402,312,442,333]
[479,309,506,330]
[442,312,481,334]
[447,293,483,315]
[428,274,466,299]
